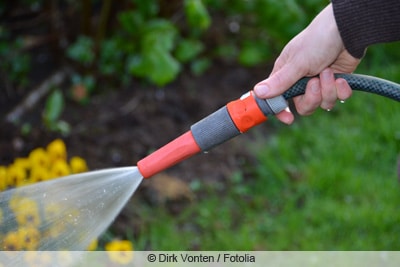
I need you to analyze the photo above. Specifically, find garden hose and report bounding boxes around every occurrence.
[137,74,400,178]
[283,73,400,101]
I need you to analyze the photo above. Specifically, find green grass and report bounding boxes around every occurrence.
[254,94,400,250]
[129,44,400,250]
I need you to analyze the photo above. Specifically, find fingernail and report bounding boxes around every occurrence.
[321,68,332,79]
[311,81,319,93]
[254,84,269,97]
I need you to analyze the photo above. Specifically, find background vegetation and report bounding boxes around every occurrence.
[1,0,326,113]
[1,0,400,250]
[129,43,400,250]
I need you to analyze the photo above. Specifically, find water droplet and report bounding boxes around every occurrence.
[203,151,209,154]
[103,189,107,193]
[326,109,331,112]
[340,100,345,104]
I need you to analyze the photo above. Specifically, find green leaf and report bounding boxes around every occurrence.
[128,49,181,86]
[175,39,204,63]
[54,120,71,135]
[184,0,211,30]
[130,0,159,18]
[127,55,148,77]
[142,19,177,52]
[99,37,128,75]
[43,89,64,124]
[66,36,95,66]
[118,11,144,34]
[190,58,210,76]
[127,19,180,86]
[20,123,32,136]
[146,47,180,86]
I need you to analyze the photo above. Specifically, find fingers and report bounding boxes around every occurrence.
[275,108,295,125]
[254,63,306,99]
[293,69,353,116]
[293,78,322,116]
[255,65,353,124]
[335,77,353,101]
[320,68,337,110]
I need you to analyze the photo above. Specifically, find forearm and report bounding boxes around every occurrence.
[331,0,400,58]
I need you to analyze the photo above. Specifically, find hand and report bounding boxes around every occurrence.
[254,4,361,124]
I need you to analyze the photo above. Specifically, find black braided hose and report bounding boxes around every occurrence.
[283,74,400,102]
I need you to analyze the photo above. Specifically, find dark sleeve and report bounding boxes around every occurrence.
[331,0,400,58]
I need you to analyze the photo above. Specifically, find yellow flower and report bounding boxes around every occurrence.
[12,198,41,228]
[48,160,70,179]
[42,223,66,240]
[44,203,61,222]
[29,148,49,169]
[15,207,41,228]
[105,240,134,265]
[6,164,27,187]
[69,156,88,174]
[42,204,71,239]
[47,139,67,163]
[87,239,98,251]
[18,226,41,250]
[42,208,79,241]
[10,196,35,211]
[9,194,22,211]
[11,158,30,186]
[0,166,7,191]
[29,166,49,183]
[13,157,31,171]
[2,231,22,251]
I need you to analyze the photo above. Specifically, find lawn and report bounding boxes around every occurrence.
[132,43,400,250]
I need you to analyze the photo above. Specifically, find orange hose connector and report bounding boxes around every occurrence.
[226,91,268,133]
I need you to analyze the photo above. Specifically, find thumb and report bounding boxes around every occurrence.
[254,64,306,99]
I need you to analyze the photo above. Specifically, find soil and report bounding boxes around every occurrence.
[0,2,282,247]
[1,62,273,175]
[0,60,278,241]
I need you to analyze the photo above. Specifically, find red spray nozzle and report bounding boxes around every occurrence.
[137,93,287,178]
[137,131,201,178]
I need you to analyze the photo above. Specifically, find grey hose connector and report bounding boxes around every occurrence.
[190,92,288,151]
[191,106,240,151]
[256,95,288,115]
